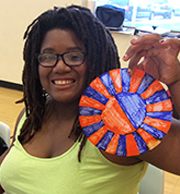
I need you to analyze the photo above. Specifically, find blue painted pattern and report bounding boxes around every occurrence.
[79,68,172,156]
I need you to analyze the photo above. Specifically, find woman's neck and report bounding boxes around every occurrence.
[44,96,79,122]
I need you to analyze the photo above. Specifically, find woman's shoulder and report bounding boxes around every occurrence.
[12,108,26,142]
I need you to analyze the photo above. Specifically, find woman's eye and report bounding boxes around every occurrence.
[69,54,83,61]
[71,55,80,60]
[42,55,55,61]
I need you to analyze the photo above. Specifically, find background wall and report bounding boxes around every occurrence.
[1,1,178,85]
[0,0,82,84]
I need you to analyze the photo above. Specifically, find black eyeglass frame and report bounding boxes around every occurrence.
[37,51,86,68]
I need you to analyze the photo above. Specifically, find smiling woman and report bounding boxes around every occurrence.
[1,4,180,194]
[38,29,87,104]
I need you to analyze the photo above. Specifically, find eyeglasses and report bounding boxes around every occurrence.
[37,51,86,67]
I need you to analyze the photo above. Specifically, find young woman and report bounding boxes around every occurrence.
[0,5,180,194]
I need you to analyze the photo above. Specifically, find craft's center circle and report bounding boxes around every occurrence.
[102,92,146,135]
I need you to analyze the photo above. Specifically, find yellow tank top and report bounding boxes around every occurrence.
[0,114,148,194]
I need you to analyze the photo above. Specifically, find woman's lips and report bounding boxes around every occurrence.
[53,79,75,85]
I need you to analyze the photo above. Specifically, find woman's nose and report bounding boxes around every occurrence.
[52,57,71,73]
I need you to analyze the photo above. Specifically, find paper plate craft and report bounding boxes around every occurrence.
[79,68,172,157]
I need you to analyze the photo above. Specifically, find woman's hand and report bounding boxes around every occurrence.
[123,34,180,86]
[122,34,180,174]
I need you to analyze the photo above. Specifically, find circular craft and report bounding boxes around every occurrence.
[79,68,172,156]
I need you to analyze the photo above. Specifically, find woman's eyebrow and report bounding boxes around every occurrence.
[41,47,84,53]
[66,46,85,51]
[41,48,54,53]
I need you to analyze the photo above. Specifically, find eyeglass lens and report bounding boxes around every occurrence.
[38,51,85,67]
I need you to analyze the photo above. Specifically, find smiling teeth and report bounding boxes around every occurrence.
[54,80,73,85]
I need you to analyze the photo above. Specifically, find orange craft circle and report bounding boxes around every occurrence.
[102,96,136,135]
[79,68,172,157]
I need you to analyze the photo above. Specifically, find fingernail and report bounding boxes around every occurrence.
[131,37,138,43]
[123,54,127,61]
[127,68,132,75]
[132,37,138,41]
[159,39,165,43]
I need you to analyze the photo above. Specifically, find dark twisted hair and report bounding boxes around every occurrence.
[18,5,120,161]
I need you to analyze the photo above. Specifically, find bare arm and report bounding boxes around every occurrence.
[123,34,180,174]
[139,118,180,174]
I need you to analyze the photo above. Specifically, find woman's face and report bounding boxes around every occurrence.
[38,29,87,104]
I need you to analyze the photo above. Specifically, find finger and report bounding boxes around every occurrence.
[125,34,162,60]
[123,43,152,62]
[160,38,180,55]
[127,50,147,75]
[130,34,162,45]
[134,61,145,71]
